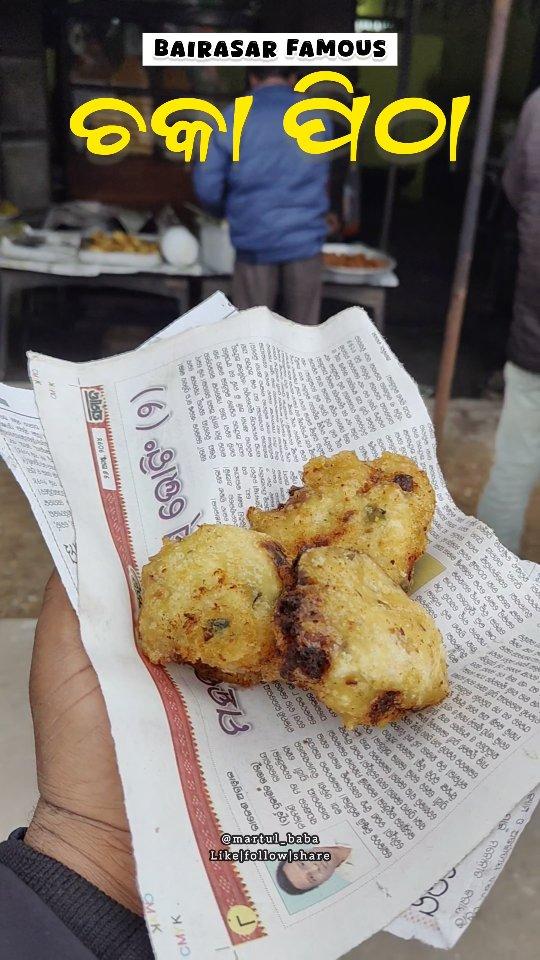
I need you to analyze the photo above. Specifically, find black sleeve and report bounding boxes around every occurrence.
[0,829,154,960]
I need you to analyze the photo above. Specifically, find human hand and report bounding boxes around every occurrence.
[325,211,342,237]
[24,571,141,914]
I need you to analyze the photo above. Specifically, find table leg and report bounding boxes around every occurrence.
[200,276,232,302]
[1,271,78,378]
[370,289,386,332]
[322,282,387,332]
[0,272,16,380]
[188,275,203,311]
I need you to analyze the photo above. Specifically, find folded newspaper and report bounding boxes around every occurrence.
[1,293,538,959]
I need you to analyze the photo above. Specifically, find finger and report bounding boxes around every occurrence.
[36,570,83,656]
[30,570,90,708]
[41,570,75,621]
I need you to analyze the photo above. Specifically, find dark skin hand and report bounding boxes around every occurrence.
[24,571,141,914]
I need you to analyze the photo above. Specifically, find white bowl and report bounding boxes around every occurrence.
[160,226,199,268]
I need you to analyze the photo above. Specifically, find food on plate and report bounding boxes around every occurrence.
[138,524,290,683]
[324,251,388,270]
[247,451,435,589]
[82,230,160,255]
[275,546,449,728]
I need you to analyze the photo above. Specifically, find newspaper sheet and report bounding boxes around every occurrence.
[0,381,78,606]
[0,291,236,610]
[3,311,538,956]
[388,787,538,948]
[22,305,539,960]
[1,305,537,957]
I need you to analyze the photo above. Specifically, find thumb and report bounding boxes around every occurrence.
[30,570,88,711]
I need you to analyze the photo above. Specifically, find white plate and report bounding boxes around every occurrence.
[1,234,78,263]
[322,242,395,280]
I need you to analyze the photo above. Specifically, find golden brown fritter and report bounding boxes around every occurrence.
[247,451,435,589]
[138,525,290,682]
[275,546,449,728]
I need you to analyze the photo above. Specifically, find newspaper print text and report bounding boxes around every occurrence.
[131,385,202,538]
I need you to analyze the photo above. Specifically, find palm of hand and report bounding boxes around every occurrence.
[25,572,140,913]
[30,572,127,829]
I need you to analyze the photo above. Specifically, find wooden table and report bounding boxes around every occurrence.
[0,268,192,380]
[0,266,389,380]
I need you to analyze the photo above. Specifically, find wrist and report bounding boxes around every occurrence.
[25,798,142,915]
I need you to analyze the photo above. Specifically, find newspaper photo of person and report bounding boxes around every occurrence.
[266,825,377,916]
[275,846,353,895]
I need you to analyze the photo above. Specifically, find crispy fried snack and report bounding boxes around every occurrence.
[275,546,449,728]
[324,251,388,270]
[138,525,290,683]
[84,230,159,254]
[247,451,435,589]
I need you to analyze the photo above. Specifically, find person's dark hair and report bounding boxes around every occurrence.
[275,861,305,895]
[248,66,296,81]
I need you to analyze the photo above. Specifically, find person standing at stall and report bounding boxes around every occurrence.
[193,66,330,326]
[477,89,540,555]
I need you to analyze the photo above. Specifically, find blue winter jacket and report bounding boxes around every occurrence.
[193,84,330,264]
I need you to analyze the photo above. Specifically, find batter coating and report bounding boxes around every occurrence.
[247,451,435,588]
[275,546,449,728]
[138,525,290,682]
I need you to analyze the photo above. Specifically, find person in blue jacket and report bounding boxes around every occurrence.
[193,66,331,325]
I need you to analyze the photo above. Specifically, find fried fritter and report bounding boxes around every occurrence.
[275,546,449,728]
[247,451,435,589]
[138,525,290,683]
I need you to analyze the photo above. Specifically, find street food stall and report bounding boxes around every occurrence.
[0,215,397,378]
